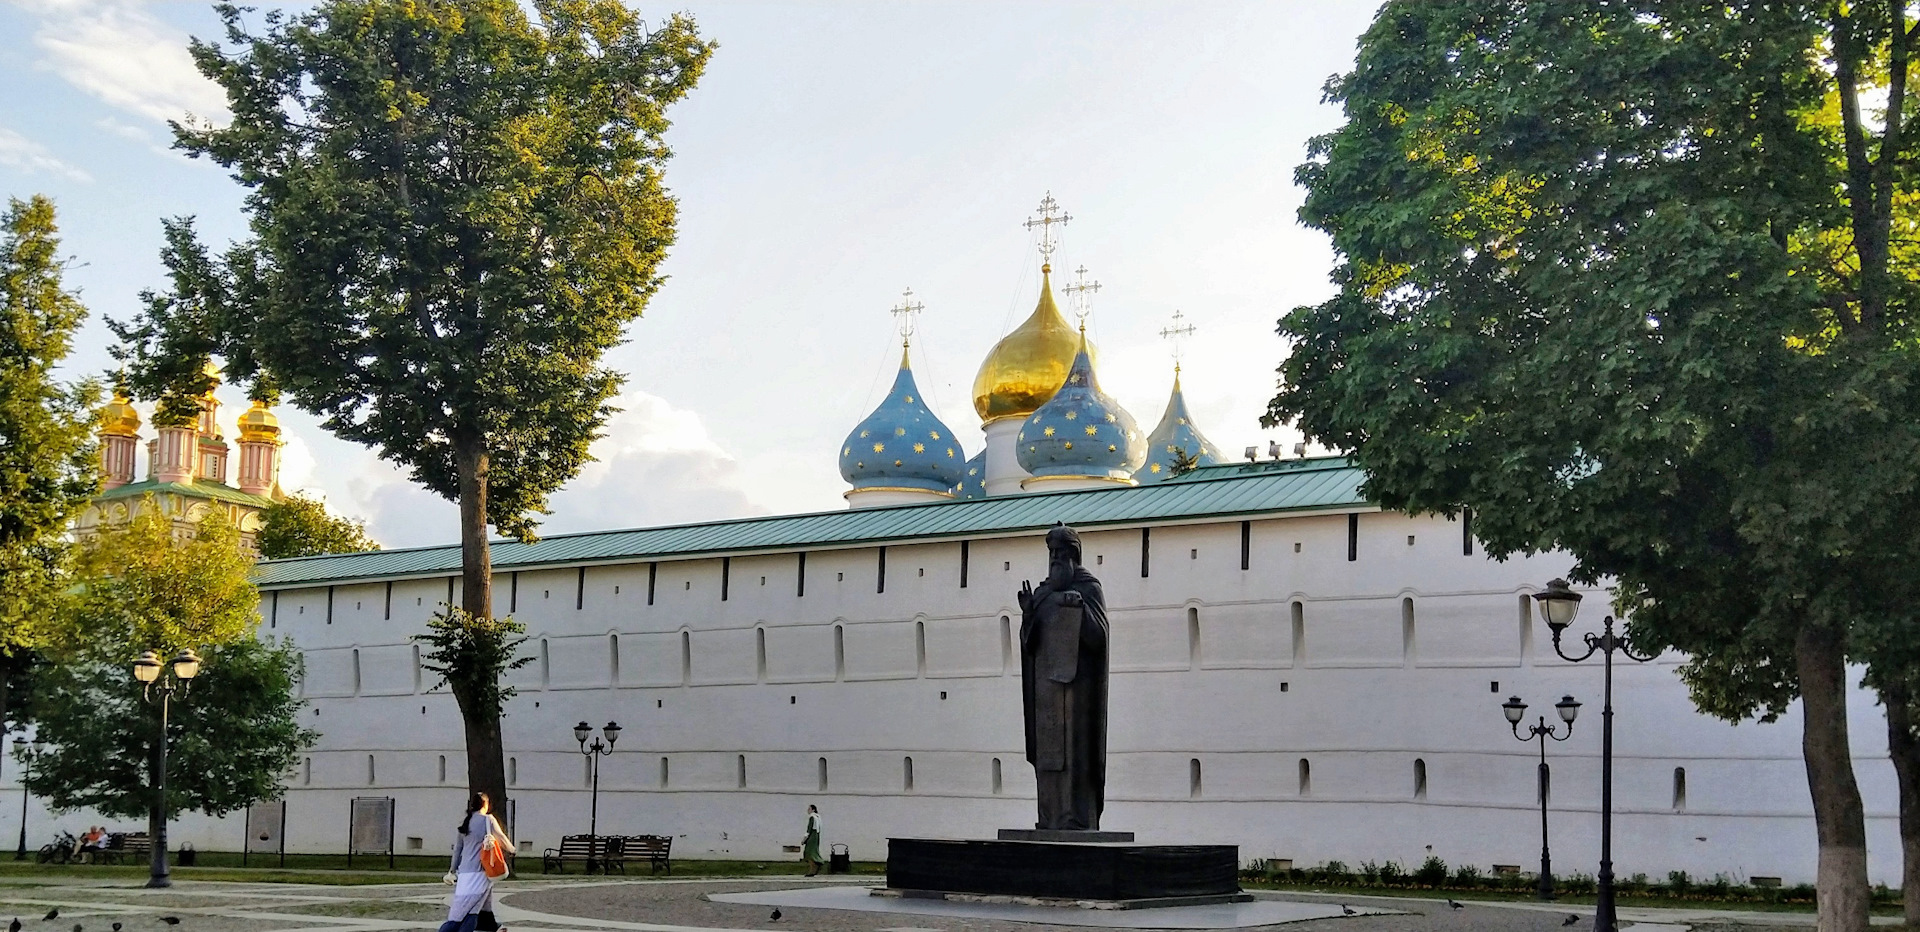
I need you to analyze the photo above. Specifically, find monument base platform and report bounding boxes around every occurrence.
[996,828,1135,843]
[886,836,1242,904]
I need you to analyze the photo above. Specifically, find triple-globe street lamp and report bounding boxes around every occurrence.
[132,647,202,889]
[11,736,45,861]
[1534,578,1660,932]
[1502,693,1580,901]
[573,721,621,873]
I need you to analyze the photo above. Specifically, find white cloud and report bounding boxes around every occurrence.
[542,391,768,535]
[0,126,90,181]
[13,0,229,126]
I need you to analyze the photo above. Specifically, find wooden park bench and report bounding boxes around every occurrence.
[541,834,625,874]
[94,832,151,866]
[623,834,672,875]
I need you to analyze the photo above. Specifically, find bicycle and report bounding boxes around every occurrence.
[36,831,73,865]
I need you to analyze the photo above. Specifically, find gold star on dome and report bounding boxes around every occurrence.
[1064,441,1074,450]
[1177,417,1187,425]
[1108,444,1117,452]
[1150,462,1162,473]
[930,430,941,440]
[895,427,906,436]
[1084,425,1097,436]
[1043,426,1056,437]
[946,448,954,457]
[1069,373,1084,385]
[1104,414,1115,423]
[843,447,851,456]
[894,459,903,467]
[913,442,926,453]
[1064,411,1077,420]
[860,430,870,438]
[872,442,885,453]
[904,396,914,404]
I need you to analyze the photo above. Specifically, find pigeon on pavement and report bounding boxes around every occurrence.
[1447,898,1464,910]
[1563,914,1580,926]
[9,917,19,932]
[39,911,55,922]
[1340,905,1356,916]
[768,909,781,921]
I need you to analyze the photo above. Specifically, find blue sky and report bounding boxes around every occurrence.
[0,0,1383,548]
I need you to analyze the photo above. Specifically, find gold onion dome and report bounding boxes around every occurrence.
[100,394,141,437]
[238,400,281,443]
[971,265,1090,423]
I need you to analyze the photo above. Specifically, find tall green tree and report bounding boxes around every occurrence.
[0,195,99,655]
[114,0,713,816]
[257,493,380,560]
[1268,4,1920,929]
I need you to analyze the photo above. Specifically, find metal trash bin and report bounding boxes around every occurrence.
[828,843,850,874]
[177,843,196,867]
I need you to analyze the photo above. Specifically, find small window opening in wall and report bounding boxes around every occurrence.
[648,563,658,605]
[1462,507,1475,556]
[992,758,1003,794]
[1280,681,1290,692]
[1290,602,1306,665]
[355,601,361,610]
[837,572,845,582]
[1293,542,1302,553]
[721,557,731,601]
[1004,561,1011,571]
[1240,521,1251,570]
[406,836,424,851]
[1189,548,1198,560]
[1672,767,1687,811]
[417,597,423,605]
[916,621,927,676]
[366,755,377,785]
[834,625,846,679]
[1095,554,1104,565]
[615,585,621,595]
[1407,535,1416,546]
[1187,607,1201,669]
[1140,527,1151,577]
[302,758,312,785]
[680,631,692,684]
[508,757,517,785]
[1001,615,1013,672]
[656,699,663,708]
[903,756,915,791]
[609,634,621,684]
[1414,759,1428,799]
[1298,758,1311,796]
[760,576,766,586]
[543,590,550,599]
[1518,594,1535,657]
[660,757,670,788]
[790,695,796,704]
[737,754,747,789]
[1189,759,1202,798]
[818,757,828,791]
[1490,681,1500,693]
[1347,513,1359,561]
[684,581,691,590]
[917,567,925,577]
[438,755,447,783]
[756,628,768,682]
[540,639,551,688]
[959,541,970,588]
[1401,598,1416,665]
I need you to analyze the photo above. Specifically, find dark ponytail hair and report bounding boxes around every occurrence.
[458,791,489,834]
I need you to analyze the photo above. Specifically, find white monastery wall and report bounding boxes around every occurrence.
[1,508,1901,884]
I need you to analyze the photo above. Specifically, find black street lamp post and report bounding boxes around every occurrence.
[1503,693,1580,900]
[572,721,621,873]
[12,736,44,861]
[1534,578,1660,932]
[132,647,202,889]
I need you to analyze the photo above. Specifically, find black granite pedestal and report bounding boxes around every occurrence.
[885,835,1246,907]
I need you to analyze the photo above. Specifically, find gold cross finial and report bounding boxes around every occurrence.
[1160,309,1197,372]
[1023,192,1071,269]
[1063,264,1102,328]
[890,287,926,346]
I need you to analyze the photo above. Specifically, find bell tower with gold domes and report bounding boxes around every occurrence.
[973,194,1088,495]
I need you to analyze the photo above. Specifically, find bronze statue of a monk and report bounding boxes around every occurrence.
[1017,524,1110,831]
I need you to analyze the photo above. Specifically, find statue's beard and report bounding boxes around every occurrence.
[1047,561,1074,588]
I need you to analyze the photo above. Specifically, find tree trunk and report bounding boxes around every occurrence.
[1884,683,1920,926]
[453,434,508,823]
[1797,623,1870,932]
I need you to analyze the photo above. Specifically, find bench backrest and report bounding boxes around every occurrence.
[625,835,671,855]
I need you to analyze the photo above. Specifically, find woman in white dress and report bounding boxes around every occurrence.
[440,791,516,932]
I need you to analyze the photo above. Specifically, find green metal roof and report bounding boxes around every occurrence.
[253,456,1368,589]
[96,478,278,510]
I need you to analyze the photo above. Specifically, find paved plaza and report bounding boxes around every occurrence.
[0,875,1895,932]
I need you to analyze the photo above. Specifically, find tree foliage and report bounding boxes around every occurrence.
[256,493,380,560]
[415,607,531,721]
[110,0,713,813]
[0,196,100,653]
[1268,4,1920,928]
[67,504,259,657]
[24,638,316,821]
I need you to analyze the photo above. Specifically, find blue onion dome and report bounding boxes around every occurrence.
[840,347,967,493]
[1136,370,1224,483]
[1016,332,1144,480]
[954,451,987,500]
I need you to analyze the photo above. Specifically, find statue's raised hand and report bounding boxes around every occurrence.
[1018,580,1034,614]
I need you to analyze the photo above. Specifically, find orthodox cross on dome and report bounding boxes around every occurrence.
[890,287,926,346]
[1062,264,1102,329]
[1160,309,1197,372]
[1024,192,1071,269]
